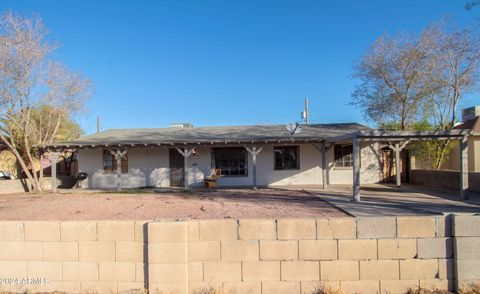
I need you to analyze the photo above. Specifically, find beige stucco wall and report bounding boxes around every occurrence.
[412,135,480,172]
[78,143,382,189]
[1,215,479,293]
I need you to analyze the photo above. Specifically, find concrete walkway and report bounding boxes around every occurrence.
[287,184,480,217]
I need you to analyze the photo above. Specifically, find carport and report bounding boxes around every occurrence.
[326,129,472,202]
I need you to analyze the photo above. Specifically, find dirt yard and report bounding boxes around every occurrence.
[0,188,347,220]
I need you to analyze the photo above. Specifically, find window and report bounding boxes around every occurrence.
[212,147,248,176]
[334,144,353,167]
[274,146,299,170]
[103,150,128,173]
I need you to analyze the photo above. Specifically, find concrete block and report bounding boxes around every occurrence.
[43,242,78,261]
[98,220,135,241]
[399,259,439,280]
[134,220,148,242]
[239,219,276,240]
[261,281,300,294]
[24,221,60,241]
[456,258,480,280]
[320,260,359,281]
[453,214,480,237]
[278,219,316,240]
[148,221,186,243]
[378,239,417,259]
[5,242,42,261]
[136,262,146,282]
[148,242,186,263]
[0,221,24,241]
[317,218,356,239]
[299,240,337,260]
[438,259,454,280]
[397,217,435,238]
[116,241,144,262]
[221,240,259,261]
[281,261,320,281]
[300,281,341,294]
[435,216,452,237]
[78,242,115,261]
[99,261,136,282]
[242,261,280,281]
[419,279,454,292]
[380,280,419,294]
[149,263,186,284]
[260,240,297,260]
[188,262,203,281]
[338,239,376,260]
[204,261,241,281]
[80,281,117,293]
[222,282,261,294]
[454,237,480,259]
[357,217,396,239]
[359,260,399,280]
[61,221,97,241]
[340,281,380,294]
[199,219,237,241]
[187,220,199,241]
[118,281,146,293]
[417,238,453,259]
[187,241,220,261]
[62,261,98,281]
[26,261,62,280]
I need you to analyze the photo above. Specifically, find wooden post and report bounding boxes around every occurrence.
[245,146,263,189]
[51,152,57,193]
[352,137,361,202]
[110,149,127,192]
[460,136,469,200]
[321,142,328,189]
[175,147,195,190]
[395,143,401,188]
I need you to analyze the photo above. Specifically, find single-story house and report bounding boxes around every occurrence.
[42,123,471,201]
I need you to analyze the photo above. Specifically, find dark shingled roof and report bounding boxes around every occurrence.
[44,123,371,148]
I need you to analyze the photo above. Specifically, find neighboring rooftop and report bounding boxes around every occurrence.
[43,123,371,148]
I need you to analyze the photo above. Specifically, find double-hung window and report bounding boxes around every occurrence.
[274,146,299,170]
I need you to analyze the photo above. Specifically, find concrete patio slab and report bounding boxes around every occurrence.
[281,184,480,217]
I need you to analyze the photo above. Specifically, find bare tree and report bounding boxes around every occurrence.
[351,33,429,130]
[0,12,91,192]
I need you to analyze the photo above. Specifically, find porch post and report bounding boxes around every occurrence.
[110,149,127,192]
[394,143,401,188]
[321,142,328,189]
[460,136,469,200]
[245,146,263,189]
[352,137,361,202]
[51,152,57,193]
[175,147,196,190]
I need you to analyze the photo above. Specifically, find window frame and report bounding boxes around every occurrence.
[211,147,248,177]
[103,149,128,174]
[333,144,354,168]
[273,145,300,170]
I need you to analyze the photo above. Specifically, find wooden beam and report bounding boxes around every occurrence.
[352,137,361,201]
[110,149,127,192]
[313,142,332,189]
[460,136,469,200]
[50,152,58,193]
[175,147,196,190]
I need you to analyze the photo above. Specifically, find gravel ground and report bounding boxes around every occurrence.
[0,188,347,220]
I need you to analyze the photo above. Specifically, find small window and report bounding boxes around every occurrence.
[274,146,299,170]
[334,144,353,167]
[103,150,128,173]
[212,147,248,176]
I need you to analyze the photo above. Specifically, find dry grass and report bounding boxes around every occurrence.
[191,287,223,294]
[312,287,345,294]
[460,283,480,294]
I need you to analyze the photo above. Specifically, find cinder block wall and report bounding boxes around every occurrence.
[1,216,479,294]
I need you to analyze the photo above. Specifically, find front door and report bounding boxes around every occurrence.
[169,148,184,187]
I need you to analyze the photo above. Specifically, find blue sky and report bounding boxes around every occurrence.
[1,0,479,134]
